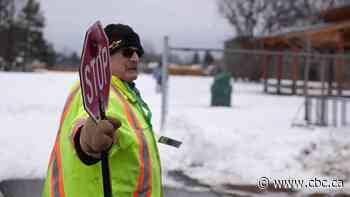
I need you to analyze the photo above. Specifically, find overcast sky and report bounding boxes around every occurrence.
[40,0,234,54]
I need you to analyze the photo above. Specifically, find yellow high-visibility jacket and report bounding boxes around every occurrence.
[42,75,163,197]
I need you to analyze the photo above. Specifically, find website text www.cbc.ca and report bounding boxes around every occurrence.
[257,177,344,191]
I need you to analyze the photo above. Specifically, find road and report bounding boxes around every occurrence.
[0,179,223,197]
[0,178,345,197]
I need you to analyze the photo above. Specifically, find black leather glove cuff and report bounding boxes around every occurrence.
[74,128,101,166]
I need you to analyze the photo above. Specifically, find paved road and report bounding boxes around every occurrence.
[0,179,222,197]
[1,179,347,197]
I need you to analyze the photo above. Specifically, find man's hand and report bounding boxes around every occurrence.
[80,116,121,158]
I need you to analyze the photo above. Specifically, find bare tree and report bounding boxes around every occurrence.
[264,0,339,33]
[217,0,343,37]
[217,0,268,37]
[218,0,348,81]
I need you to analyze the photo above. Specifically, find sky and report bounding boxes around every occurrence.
[40,0,234,54]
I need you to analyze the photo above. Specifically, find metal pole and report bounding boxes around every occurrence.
[263,55,269,93]
[316,98,320,125]
[304,38,311,124]
[277,53,283,95]
[341,98,347,126]
[272,55,277,93]
[160,36,169,131]
[336,32,344,96]
[333,98,338,127]
[291,48,299,95]
[320,58,326,126]
[325,98,329,126]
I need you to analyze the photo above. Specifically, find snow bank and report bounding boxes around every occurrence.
[1,71,350,194]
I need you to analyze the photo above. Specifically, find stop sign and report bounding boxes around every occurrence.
[79,21,111,122]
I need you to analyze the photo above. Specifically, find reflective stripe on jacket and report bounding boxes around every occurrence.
[42,76,163,197]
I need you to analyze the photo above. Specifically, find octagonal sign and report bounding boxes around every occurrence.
[79,21,111,122]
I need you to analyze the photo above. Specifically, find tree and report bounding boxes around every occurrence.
[217,0,268,37]
[41,43,56,67]
[55,50,81,68]
[0,0,56,71]
[20,0,45,29]
[169,53,184,65]
[0,0,13,28]
[263,0,340,32]
[141,40,161,63]
[219,0,348,81]
[18,0,45,66]
[191,52,200,64]
[0,0,16,70]
[217,0,344,37]
[203,50,215,68]
[69,52,80,66]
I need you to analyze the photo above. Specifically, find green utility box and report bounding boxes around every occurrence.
[211,72,232,107]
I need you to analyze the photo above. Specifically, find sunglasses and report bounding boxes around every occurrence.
[120,47,142,58]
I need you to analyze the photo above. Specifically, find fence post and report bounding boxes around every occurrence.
[304,38,311,124]
[320,58,327,126]
[332,98,338,127]
[335,32,344,96]
[262,55,270,93]
[291,48,300,95]
[316,98,320,125]
[341,99,347,126]
[277,53,283,95]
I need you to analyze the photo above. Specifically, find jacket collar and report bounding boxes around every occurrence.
[111,75,137,103]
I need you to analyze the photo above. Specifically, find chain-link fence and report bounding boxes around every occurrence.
[161,36,350,128]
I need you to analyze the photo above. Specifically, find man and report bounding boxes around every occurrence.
[42,24,163,197]
[152,62,162,93]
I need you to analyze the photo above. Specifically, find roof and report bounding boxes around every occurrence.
[321,5,350,23]
[257,20,350,49]
[256,5,350,50]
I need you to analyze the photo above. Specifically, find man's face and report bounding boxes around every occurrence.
[110,47,140,82]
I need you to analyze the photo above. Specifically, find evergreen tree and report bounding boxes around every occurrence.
[0,0,13,28]
[0,0,16,70]
[0,0,56,70]
[41,43,56,67]
[203,50,214,68]
[192,52,200,64]
[18,0,45,66]
[69,52,80,66]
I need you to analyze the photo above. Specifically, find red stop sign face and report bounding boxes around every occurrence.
[79,21,111,122]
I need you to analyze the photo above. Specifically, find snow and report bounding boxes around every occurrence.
[1,71,350,194]
[0,72,78,180]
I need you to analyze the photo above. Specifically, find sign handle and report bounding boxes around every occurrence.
[99,96,112,197]
[101,151,112,197]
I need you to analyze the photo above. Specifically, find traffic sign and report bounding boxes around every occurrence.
[79,21,111,122]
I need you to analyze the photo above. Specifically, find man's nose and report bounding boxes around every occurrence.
[130,51,139,62]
